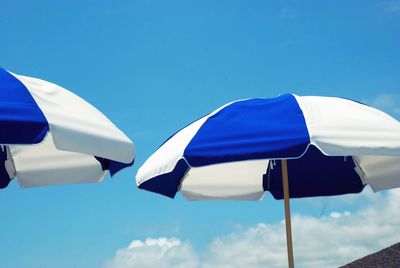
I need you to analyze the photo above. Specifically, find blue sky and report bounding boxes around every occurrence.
[0,1,399,267]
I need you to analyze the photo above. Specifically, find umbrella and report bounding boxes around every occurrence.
[136,94,400,267]
[0,67,135,189]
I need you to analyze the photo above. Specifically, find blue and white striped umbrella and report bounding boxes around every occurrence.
[136,94,400,200]
[136,93,400,267]
[0,67,135,189]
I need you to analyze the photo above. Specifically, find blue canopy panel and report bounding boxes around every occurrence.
[184,94,311,166]
[0,148,11,189]
[138,159,189,198]
[264,145,365,199]
[95,156,135,176]
[0,67,49,144]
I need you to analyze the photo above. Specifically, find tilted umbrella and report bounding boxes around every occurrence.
[0,67,135,189]
[136,94,400,267]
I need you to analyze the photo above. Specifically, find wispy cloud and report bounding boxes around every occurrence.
[105,189,400,268]
[384,1,400,13]
[364,93,400,117]
[279,7,296,20]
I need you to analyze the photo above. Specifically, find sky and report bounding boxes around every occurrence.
[0,1,399,267]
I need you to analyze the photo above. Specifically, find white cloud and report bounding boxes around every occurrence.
[105,189,400,268]
[205,190,400,268]
[329,211,350,218]
[104,237,199,268]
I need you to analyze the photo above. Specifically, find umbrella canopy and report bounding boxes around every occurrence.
[136,94,400,200]
[0,67,135,188]
[136,94,400,267]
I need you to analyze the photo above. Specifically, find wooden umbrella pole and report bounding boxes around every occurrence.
[281,159,294,268]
